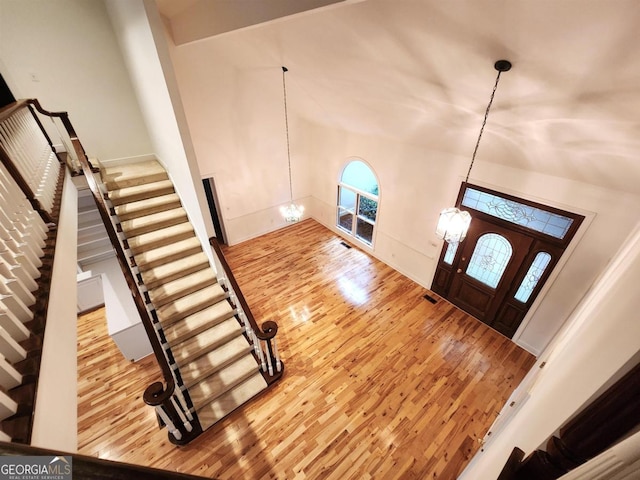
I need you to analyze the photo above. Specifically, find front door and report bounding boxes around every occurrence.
[447,218,533,326]
[431,183,584,338]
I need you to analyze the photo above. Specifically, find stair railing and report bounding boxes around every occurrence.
[209,237,283,382]
[0,99,67,443]
[0,100,66,223]
[28,102,199,444]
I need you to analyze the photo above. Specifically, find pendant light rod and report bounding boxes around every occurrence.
[464,59,512,184]
[282,66,293,202]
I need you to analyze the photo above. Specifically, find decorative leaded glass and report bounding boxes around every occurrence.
[514,252,552,303]
[444,241,458,265]
[461,188,574,239]
[466,233,512,289]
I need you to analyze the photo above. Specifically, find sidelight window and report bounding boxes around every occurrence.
[514,252,552,303]
[337,160,379,246]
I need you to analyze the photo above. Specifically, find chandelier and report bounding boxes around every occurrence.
[279,66,304,223]
[435,59,512,244]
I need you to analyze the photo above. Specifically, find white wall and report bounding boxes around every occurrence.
[104,0,215,263]
[31,170,77,452]
[459,221,640,479]
[0,0,152,161]
[169,49,314,245]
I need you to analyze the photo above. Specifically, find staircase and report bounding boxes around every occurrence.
[98,159,275,434]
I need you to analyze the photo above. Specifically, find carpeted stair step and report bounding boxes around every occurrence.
[196,373,268,431]
[102,160,168,190]
[163,300,235,345]
[171,317,243,366]
[119,207,188,238]
[188,355,260,410]
[114,193,181,221]
[133,236,202,271]
[128,222,195,255]
[108,179,175,206]
[139,252,209,290]
[155,283,227,327]
[178,336,253,389]
[148,268,217,308]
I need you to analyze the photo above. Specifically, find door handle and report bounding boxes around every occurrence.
[456,268,463,273]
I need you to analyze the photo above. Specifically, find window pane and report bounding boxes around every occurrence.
[466,233,512,289]
[356,218,373,244]
[444,241,458,265]
[338,187,356,210]
[341,160,378,195]
[337,208,353,232]
[514,252,552,303]
[358,196,377,222]
[461,188,574,239]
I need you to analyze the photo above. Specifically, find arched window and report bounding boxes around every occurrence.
[337,160,379,246]
[466,233,513,289]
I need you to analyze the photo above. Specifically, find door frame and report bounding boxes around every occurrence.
[431,182,585,338]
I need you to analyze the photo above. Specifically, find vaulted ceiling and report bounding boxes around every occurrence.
[157,0,640,196]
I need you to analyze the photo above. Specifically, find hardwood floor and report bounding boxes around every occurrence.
[77,219,535,479]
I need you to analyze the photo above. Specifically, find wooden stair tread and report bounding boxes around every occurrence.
[108,179,174,206]
[164,300,235,345]
[171,317,243,365]
[139,252,209,289]
[178,336,252,388]
[196,373,268,431]
[119,207,188,239]
[133,236,202,271]
[114,193,181,221]
[128,222,195,254]
[148,268,217,308]
[155,283,226,325]
[188,355,260,410]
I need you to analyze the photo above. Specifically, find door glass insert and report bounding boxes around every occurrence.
[466,233,512,289]
[514,252,552,303]
[461,187,574,239]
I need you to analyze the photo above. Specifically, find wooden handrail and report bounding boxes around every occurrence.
[209,236,278,342]
[26,98,94,174]
[0,441,212,480]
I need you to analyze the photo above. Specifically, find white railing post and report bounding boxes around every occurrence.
[272,337,282,373]
[155,406,182,441]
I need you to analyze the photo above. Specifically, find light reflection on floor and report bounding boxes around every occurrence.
[337,275,369,305]
[288,305,311,323]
